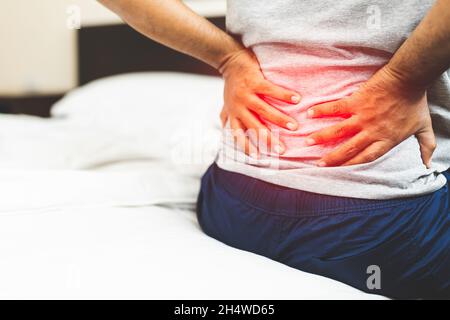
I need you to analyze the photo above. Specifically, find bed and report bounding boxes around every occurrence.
[0,21,385,299]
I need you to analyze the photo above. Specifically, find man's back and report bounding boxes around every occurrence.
[217,0,450,199]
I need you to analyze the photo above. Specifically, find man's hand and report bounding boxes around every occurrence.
[220,49,301,157]
[305,66,436,167]
[305,0,450,168]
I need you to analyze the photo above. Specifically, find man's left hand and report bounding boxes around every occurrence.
[305,66,436,168]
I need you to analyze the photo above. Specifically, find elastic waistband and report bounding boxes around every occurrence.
[208,163,439,217]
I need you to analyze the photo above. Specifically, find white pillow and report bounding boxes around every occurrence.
[52,72,223,127]
[51,72,224,175]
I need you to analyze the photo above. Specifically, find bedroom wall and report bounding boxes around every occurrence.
[0,0,226,96]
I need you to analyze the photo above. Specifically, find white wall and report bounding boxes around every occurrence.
[0,0,226,96]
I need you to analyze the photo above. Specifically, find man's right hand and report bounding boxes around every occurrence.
[219,49,301,158]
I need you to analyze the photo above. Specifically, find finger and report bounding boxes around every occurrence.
[305,118,360,146]
[247,97,298,130]
[416,126,436,168]
[230,117,258,158]
[341,141,392,166]
[307,99,352,118]
[317,132,373,167]
[220,108,228,127]
[239,110,285,155]
[258,81,301,104]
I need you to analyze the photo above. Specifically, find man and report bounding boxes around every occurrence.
[100,0,450,298]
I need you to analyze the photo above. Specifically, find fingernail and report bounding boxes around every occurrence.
[286,122,297,130]
[273,144,284,154]
[291,95,301,104]
[305,138,315,146]
[307,109,314,118]
[317,161,326,167]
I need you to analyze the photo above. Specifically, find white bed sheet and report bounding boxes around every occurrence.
[0,73,386,299]
[0,205,384,299]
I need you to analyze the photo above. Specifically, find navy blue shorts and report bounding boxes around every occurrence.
[196,163,450,299]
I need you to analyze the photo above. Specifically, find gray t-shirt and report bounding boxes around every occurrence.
[216,0,450,199]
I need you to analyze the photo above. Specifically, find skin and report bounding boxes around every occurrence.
[99,0,450,166]
[307,0,450,167]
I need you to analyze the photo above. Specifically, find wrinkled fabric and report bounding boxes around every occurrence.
[197,164,450,299]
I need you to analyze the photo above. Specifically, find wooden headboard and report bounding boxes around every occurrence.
[77,17,225,85]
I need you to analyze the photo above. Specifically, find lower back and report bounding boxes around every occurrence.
[216,43,447,199]
[254,43,390,162]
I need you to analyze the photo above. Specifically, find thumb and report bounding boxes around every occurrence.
[415,125,436,168]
